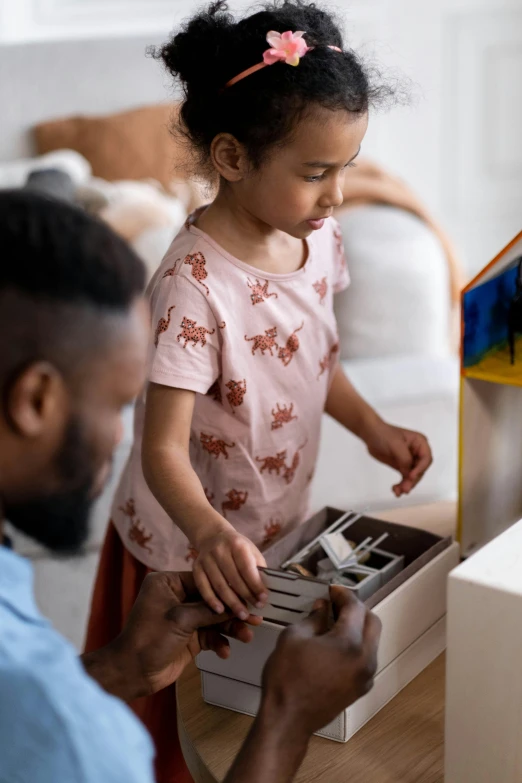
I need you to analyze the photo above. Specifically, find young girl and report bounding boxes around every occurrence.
[86,2,432,780]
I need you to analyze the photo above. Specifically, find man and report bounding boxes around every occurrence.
[0,190,381,783]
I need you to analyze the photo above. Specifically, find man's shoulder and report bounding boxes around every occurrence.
[0,608,154,782]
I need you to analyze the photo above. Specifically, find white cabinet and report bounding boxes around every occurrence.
[445,519,522,782]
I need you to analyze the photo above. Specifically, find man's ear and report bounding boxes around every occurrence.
[5,362,68,438]
[210,133,250,182]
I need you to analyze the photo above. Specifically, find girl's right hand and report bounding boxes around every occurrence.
[192,525,268,620]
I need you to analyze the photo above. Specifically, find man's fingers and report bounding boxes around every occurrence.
[167,601,231,634]
[363,610,382,651]
[167,601,258,644]
[140,571,187,603]
[329,586,381,679]
[216,618,255,644]
[291,599,329,639]
[198,619,255,661]
[360,611,382,678]
[177,571,200,601]
[200,629,231,659]
[329,585,367,648]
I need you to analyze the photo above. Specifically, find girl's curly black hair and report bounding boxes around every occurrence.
[151,1,394,176]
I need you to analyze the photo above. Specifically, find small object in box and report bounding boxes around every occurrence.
[324,535,372,568]
[317,544,371,570]
[322,532,354,564]
[317,557,335,574]
[330,574,358,588]
[350,571,372,584]
[337,533,390,570]
[354,546,371,566]
[285,562,315,578]
[281,510,365,569]
[281,512,403,603]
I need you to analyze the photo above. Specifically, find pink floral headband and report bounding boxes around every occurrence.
[224,30,342,89]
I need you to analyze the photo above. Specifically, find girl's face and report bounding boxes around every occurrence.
[239,107,368,239]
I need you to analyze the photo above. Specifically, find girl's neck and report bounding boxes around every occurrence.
[194,188,307,275]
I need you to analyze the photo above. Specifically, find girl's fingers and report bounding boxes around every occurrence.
[193,564,225,615]
[204,559,250,620]
[412,473,425,489]
[408,436,432,479]
[392,438,414,477]
[393,476,415,496]
[218,557,260,608]
[410,452,432,479]
[231,543,268,602]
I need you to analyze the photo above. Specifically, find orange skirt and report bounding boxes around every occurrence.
[84,521,193,783]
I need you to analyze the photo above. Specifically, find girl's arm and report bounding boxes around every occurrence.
[142,382,267,618]
[325,364,432,496]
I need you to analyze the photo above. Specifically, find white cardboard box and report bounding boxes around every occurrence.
[202,616,447,742]
[445,518,522,782]
[197,507,460,742]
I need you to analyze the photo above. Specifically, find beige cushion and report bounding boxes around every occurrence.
[34,103,183,191]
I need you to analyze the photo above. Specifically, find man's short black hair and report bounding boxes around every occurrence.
[0,189,145,308]
[0,190,146,387]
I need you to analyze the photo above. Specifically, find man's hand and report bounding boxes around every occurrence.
[261,585,381,735]
[225,587,381,783]
[82,571,261,702]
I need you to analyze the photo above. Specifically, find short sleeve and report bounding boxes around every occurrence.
[0,647,155,783]
[149,274,221,394]
[331,218,350,294]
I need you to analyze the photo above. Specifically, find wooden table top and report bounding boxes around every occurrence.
[177,502,455,782]
[177,655,445,783]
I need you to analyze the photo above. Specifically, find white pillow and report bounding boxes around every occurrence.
[334,205,451,360]
[0,149,91,189]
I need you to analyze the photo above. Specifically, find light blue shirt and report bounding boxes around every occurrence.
[0,546,155,783]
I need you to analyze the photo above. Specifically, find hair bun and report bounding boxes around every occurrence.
[155,1,235,93]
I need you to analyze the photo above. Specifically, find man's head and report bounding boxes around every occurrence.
[0,190,149,554]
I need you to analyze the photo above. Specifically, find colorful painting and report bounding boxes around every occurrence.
[463,264,519,368]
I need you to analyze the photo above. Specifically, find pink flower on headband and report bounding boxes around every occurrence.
[263,30,309,67]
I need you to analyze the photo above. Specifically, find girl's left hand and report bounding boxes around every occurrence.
[364,421,432,497]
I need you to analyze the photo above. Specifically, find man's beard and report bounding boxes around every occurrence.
[5,417,96,555]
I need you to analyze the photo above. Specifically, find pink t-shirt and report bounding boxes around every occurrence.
[111,214,349,571]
